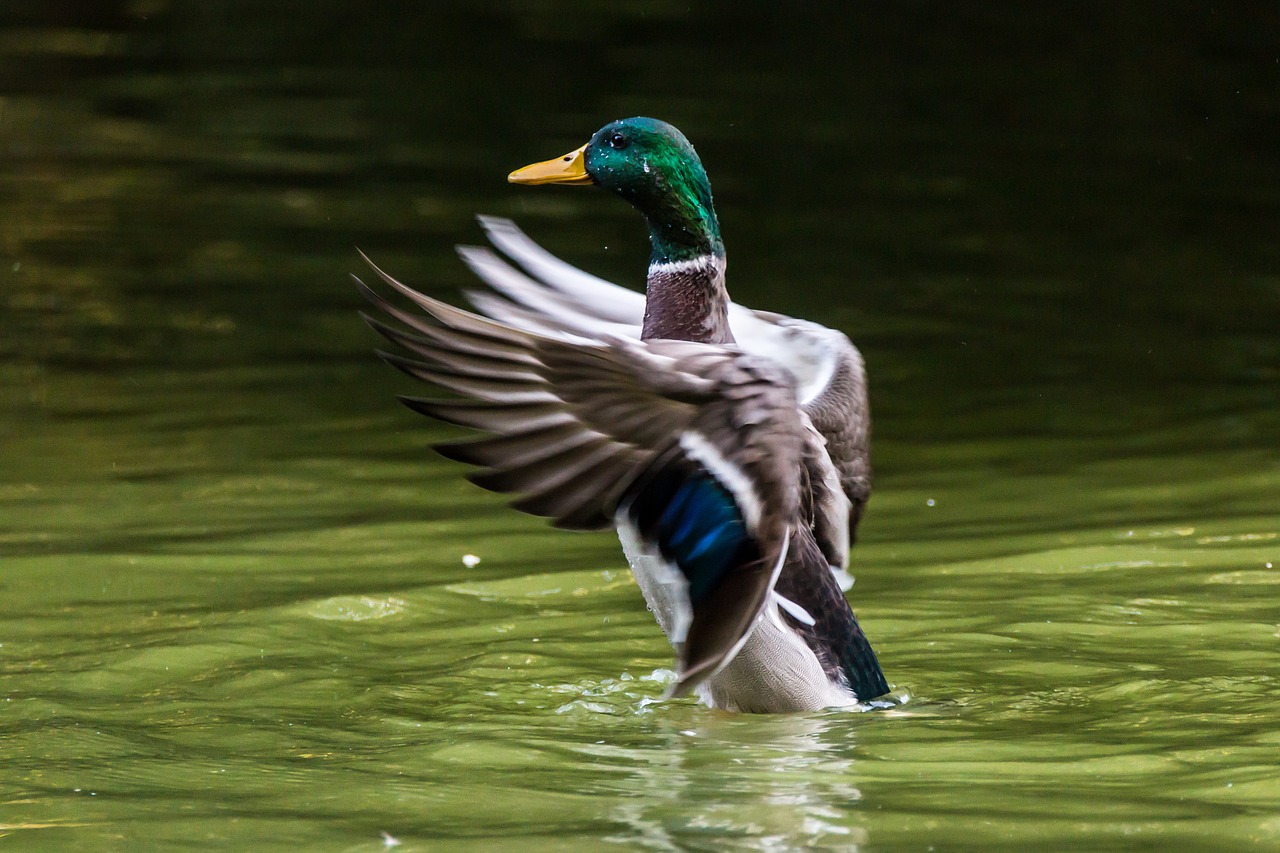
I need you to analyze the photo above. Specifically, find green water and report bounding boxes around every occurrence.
[3,3,1279,850]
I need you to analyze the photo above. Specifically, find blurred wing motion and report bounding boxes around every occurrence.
[356,255,810,698]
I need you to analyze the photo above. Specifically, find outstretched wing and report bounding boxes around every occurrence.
[357,255,806,698]
[461,216,872,564]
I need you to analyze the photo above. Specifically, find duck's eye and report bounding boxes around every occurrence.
[608,133,629,150]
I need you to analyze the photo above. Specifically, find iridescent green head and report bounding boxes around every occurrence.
[509,117,723,264]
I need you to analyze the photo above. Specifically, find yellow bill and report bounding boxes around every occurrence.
[508,143,592,185]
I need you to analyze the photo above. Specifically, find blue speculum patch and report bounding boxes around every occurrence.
[635,472,749,602]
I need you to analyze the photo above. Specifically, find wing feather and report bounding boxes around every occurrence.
[467,218,874,556]
[398,398,573,433]
[358,258,729,531]
[477,215,646,324]
[359,254,808,695]
[436,422,605,470]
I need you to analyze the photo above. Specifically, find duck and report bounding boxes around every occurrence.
[357,117,889,712]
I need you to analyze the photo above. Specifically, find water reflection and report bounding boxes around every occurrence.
[535,704,936,851]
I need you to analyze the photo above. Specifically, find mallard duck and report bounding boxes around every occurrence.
[357,117,889,712]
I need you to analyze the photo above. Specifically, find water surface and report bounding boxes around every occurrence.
[3,3,1279,850]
